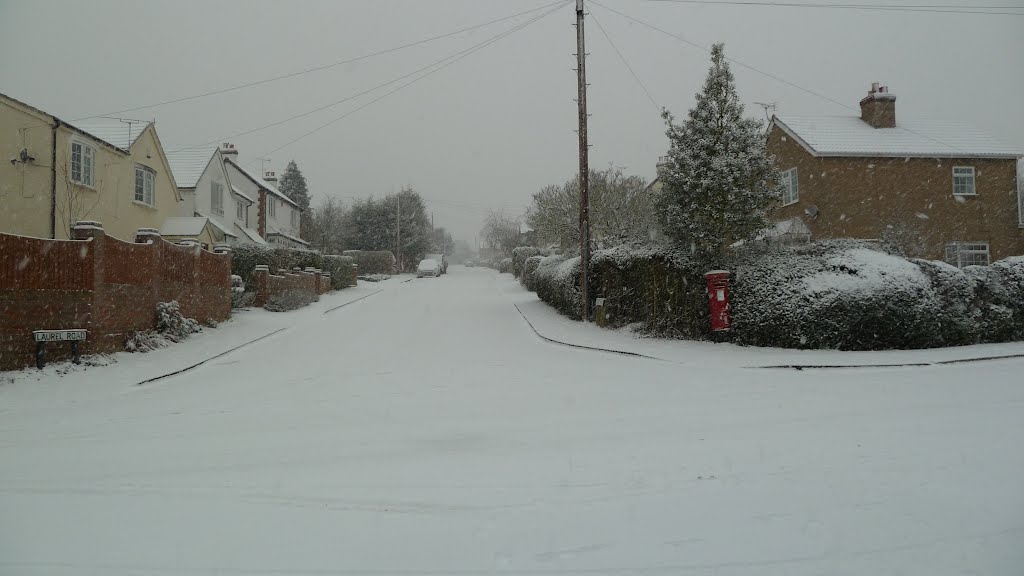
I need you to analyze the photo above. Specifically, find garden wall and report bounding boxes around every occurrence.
[0,224,231,370]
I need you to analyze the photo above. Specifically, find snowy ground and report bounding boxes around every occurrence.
[2,266,1023,575]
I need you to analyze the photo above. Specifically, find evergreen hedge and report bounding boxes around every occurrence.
[232,244,353,292]
[522,255,545,291]
[343,250,396,275]
[511,246,541,277]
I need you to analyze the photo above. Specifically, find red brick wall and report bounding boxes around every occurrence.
[0,228,232,371]
[1,235,94,369]
[254,268,321,308]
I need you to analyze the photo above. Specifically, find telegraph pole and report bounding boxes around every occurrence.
[575,0,591,321]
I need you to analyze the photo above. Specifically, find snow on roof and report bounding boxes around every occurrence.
[774,115,1021,159]
[166,148,216,189]
[161,217,209,237]
[230,184,255,204]
[267,226,309,246]
[196,212,237,238]
[236,225,268,245]
[67,118,151,152]
[224,158,299,208]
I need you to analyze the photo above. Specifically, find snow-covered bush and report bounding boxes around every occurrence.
[499,257,513,274]
[511,246,541,277]
[342,250,395,275]
[912,259,981,345]
[532,255,583,319]
[322,254,356,289]
[732,243,948,350]
[126,301,202,353]
[521,255,545,290]
[591,244,708,338]
[965,257,1024,342]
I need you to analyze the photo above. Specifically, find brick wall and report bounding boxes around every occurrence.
[768,124,1023,261]
[0,224,232,371]
[251,266,324,309]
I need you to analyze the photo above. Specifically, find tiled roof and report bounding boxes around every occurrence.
[236,225,268,245]
[268,226,309,246]
[166,148,216,188]
[67,118,151,151]
[773,116,1020,159]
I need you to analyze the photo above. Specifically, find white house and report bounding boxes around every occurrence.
[224,158,307,249]
[167,143,263,245]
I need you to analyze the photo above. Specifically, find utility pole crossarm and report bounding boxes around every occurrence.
[576,0,591,322]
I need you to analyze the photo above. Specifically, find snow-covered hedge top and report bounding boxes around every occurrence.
[801,248,930,302]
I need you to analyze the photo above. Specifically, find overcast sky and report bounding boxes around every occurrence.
[2,0,1021,243]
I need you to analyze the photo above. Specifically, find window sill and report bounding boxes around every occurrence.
[70,182,97,191]
[132,200,158,210]
[952,193,978,198]
[781,199,799,207]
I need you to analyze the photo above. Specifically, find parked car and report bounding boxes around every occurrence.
[417,258,441,278]
[425,253,448,274]
[465,260,476,268]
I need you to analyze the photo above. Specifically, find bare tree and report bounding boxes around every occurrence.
[481,211,522,256]
[306,196,347,254]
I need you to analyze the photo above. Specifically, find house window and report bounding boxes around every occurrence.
[269,197,277,218]
[781,167,799,206]
[236,199,244,220]
[70,141,96,187]
[952,166,976,196]
[944,242,989,267]
[134,165,155,206]
[211,181,224,215]
[291,209,299,229]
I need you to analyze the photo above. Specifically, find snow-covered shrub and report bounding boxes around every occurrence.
[533,255,583,319]
[965,257,1024,342]
[522,255,545,290]
[912,259,981,345]
[231,243,274,289]
[731,244,946,350]
[499,257,513,274]
[322,254,356,289]
[591,244,708,338]
[342,250,395,275]
[511,246,541,277]
[126,301,202,353]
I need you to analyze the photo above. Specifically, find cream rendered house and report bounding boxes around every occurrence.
[167,143,262,245]
[223,158,307,249]
[0,92,180,241]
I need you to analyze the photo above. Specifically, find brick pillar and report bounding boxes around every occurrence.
[321,272,332,293]
[135,228,163,319]
[258,190,267,238]
[71,221,105,354]
[252,265,270,308]
[212,244,233,321]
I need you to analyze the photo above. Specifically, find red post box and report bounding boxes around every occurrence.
[704,270,731,333]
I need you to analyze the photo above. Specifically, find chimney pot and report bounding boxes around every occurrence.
[871,81,880,93]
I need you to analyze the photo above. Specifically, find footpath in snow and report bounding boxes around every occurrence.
[503,275,1024,368]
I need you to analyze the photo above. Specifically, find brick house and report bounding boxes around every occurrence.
[768,83,1023,265]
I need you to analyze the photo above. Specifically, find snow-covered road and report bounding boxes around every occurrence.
[2,266,1023,575]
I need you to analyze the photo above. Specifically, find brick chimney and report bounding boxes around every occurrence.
[220,142,238,158]
[859,82,896,128]
[263,170,277,185]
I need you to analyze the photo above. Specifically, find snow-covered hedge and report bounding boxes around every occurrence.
[591,244,708,338]
[532,255,583,319]
[499,257,513,274]
[342,250,395,275]
[511,247,541,277]
[322,255,356,289]
[521,255,545,291]
[730,242,1024,350]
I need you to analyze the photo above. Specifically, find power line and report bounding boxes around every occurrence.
[250,1,573,163]
[72,0,568,122]
[589,10,662,113]
[590,0,856,111]
[169,2,570,155]
[645,0,1024,16]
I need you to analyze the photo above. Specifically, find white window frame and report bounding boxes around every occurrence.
[781,167,799,206]
[269,197,277,218]
[236,199,244,220]
[69,140,96,188]
[134,165,156,207]
[1017,181,1023,227]
[952,166,976,197]
[944,241,989,268]
[291,209,299,230]
[211,181,224,215]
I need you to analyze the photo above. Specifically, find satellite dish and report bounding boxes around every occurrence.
[804,205,819,219]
